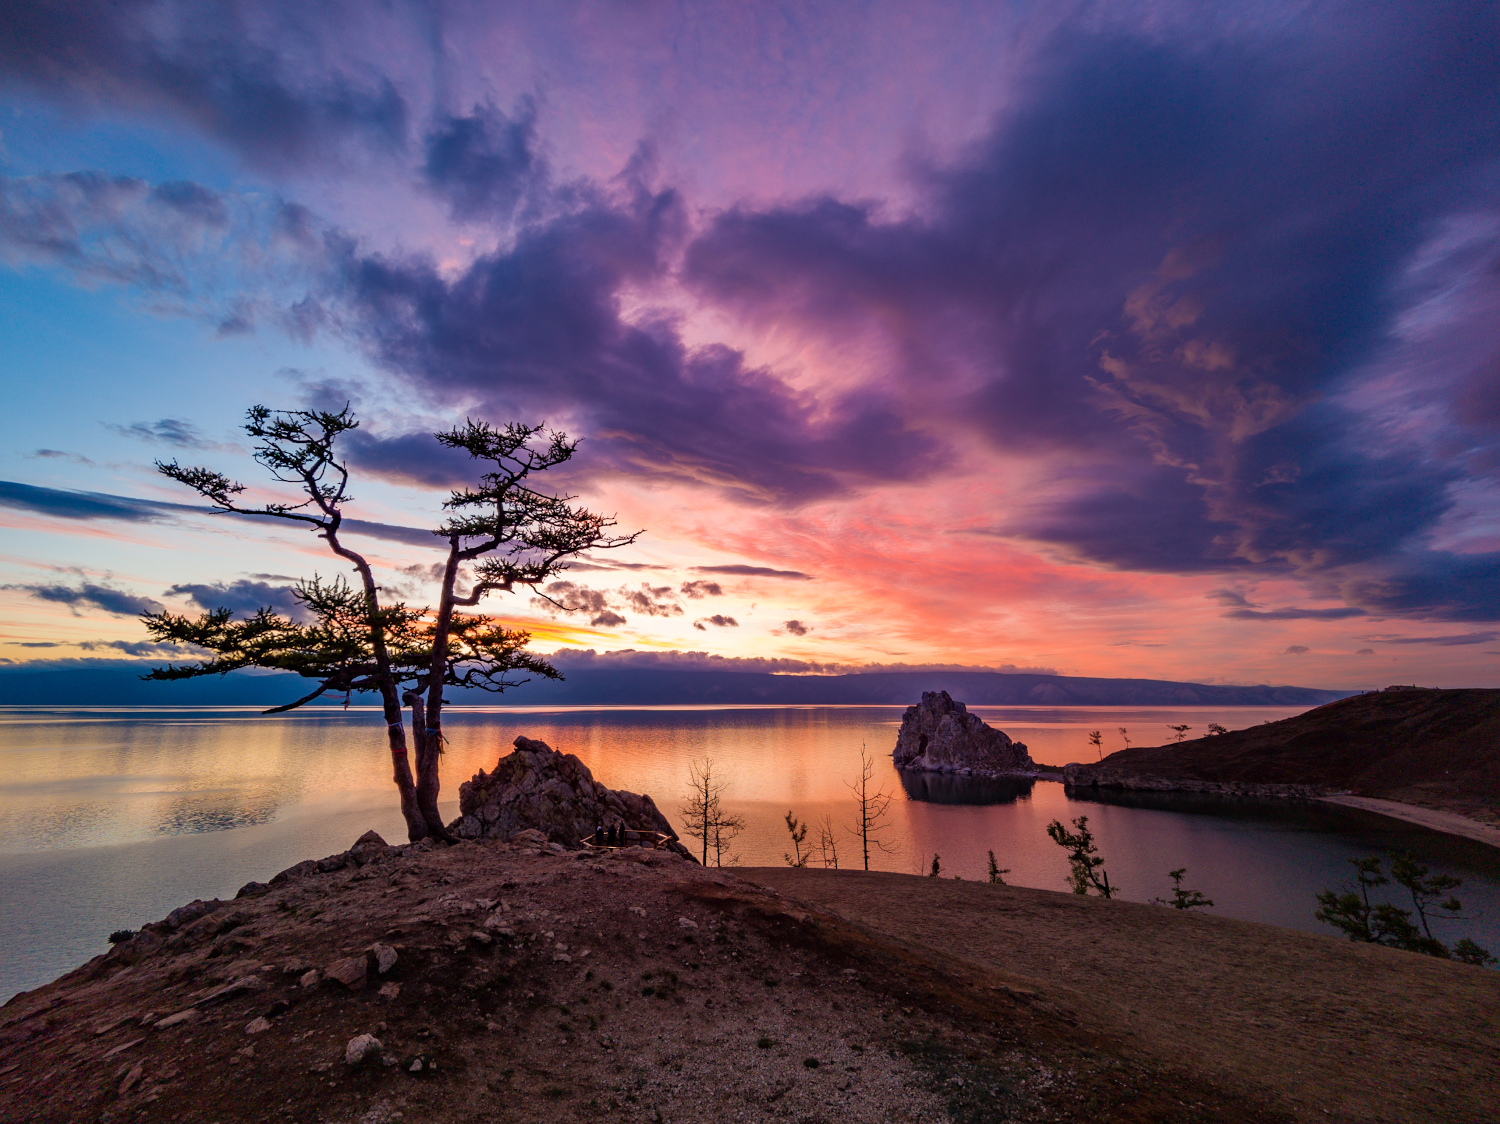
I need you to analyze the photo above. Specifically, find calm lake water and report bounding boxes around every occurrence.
[3,704,1497,1001]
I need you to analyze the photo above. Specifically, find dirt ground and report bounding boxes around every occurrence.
[1,837,1495,1124]
[750,867,1500,1124]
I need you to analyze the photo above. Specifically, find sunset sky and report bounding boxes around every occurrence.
[2,1,1499,690]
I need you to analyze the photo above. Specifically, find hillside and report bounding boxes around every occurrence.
[1072,688,1500,824]
[2,837,1495,1124]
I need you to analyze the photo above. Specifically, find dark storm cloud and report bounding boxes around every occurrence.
[684,8,1500,616]
[10,582,164,616]
[423,101,546,225]
[0,0,409,169]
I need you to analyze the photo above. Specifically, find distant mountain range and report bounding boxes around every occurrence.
[0,665,1352,708]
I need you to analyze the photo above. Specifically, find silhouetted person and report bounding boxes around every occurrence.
[606,824,617,846]
[594,823,604,846]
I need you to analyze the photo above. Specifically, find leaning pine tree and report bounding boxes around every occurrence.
[144,406,637,843]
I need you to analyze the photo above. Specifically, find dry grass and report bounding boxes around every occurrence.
[748,867,1500,1124]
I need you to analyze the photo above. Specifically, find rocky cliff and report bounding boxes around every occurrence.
[449,735,692,857]
[893,691,1035,776]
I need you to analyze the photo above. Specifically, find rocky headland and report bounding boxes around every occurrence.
[892,691,1035,777]
[1062,687,1500,830]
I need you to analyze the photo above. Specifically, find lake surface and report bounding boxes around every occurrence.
[3,703,1497,1001]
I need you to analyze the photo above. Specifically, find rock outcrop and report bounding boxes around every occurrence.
[893,691,1034,776]
[449,736,692,858]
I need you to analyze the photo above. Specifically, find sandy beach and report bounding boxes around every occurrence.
[1318,795,1500,852]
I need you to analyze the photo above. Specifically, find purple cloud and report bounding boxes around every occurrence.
[166,580,309,622]
[0,0,410,170]
[1364,631,1500,647]
[9,582,163,616]
[1223,608,1368,622]
[680,12,1500,617]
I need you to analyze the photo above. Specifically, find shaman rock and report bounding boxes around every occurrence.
[450,736,693,859]
[893,691,1034,776]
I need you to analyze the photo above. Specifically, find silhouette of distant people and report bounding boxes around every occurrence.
[593,823,604,845]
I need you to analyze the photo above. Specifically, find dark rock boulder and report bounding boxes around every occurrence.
[893,691,1034,776]
[451,736,693,859]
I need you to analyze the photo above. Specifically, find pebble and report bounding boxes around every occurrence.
[299,969,321,988]
[345,1033,382,1066]
[325,955,368,990]
[118,1061,144,1095]
[245,1017,272,1035]
[371,943,399,975]
[153,1009,198,1030]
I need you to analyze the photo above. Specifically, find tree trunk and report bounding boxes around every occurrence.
[406,691,454,842]
[322,525,428,842]
[383,693,424,842]
[413,540,465,843]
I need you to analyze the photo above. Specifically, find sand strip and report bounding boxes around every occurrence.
[1319,794,1500,851]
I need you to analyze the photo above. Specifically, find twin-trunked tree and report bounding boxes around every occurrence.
[144,406,636,842]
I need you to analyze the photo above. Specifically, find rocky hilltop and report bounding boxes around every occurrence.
[1063,688,1500,824]
[449,736,692,858]
[893,691,1035,776]
[4,835,1496,1124]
